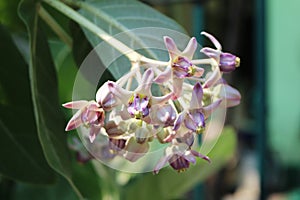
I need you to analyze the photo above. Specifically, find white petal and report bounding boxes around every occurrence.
[62,100,89,109]
[182,37,197,59]
[201,31,222,51]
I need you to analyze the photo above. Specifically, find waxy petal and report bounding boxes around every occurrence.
[164,36,181,60]
[202,99,222,118]
[153,154,172,174]
[123,138,149,162]
[62,100,89,109]
[173,112,185,131]
[150,104,177,127]
[193,66,205,77]
[89,125,101,143]
[220,84,241,107]
[172,78,184,99]
[182,37,198,59]
[191,150,211,163]
[65,109,83,131]
[151,92,173,105]
[154,66,172,83]
[136,68,154,94]
[200,47,220,61]
[190,82,203,109]
[203,67,222,88]
[201,31,222,51]
[107,81,132,104]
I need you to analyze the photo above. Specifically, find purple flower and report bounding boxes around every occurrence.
[155,36,204,99]
[106,68,173,120]
[63,100,105,143]
[173,83,222,134]
[201,32,240,73]
[127,94,150,119]
[153,143,210,174]
[150,104,177,127]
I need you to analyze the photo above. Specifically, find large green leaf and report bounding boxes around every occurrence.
[17,0,85,196]
[124,127,237,200]
[0,25,55,184]
[18,0,72,178]
[77,0,189,79]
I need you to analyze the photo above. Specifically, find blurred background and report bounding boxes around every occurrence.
[1,0,300,199]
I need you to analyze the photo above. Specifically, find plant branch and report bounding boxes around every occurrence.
[38,5,73,47]
[43,0,141,62]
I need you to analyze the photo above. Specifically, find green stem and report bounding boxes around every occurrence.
[43,0,169,66]
[38,5,73,47]
[66,177,84,200]
[43,0,141,62]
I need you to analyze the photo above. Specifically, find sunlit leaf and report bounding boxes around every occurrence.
[77,0,188,79]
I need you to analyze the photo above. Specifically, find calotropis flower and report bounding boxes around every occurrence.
[153,142,210,174]
[155,36,204,99]
[168,83,222,141]
[62,31,241,174]
[201,31,240,73]
[101,68,173,120]
[63,100,104,143]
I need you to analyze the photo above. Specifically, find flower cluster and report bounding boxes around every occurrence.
[63,32,241,173]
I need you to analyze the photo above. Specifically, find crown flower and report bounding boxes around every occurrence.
[63,32,241,174]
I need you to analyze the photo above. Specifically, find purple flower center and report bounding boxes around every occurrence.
[127,94,150,119]
[169,155,190,172]
[184,110,206,134]
[172,56,195,78]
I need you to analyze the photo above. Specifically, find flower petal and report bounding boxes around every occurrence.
[153,154,172,174]
[154,66,172,83]
[123,137,149,162]
[203,67,222,88]
[107,81,132,104]
[193,66,204,77]
[220,84,241,107]
[182,37,197,59]
[164,36,180,60]
[151,92,173,105]
[65,109,83,131]
[190,82,203,109]
[201,31,222,51]
[191,150,211,163]
[172,78,183,99]
[136,68,154,94]
[184,113,197,132]
[173,112,185,131]
[202,99,222,118]
[62,100,89,109]
[200,47,220,60]
[89,125,101,143]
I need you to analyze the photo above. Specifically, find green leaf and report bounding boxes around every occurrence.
[77,0,188,79]
[69,21,115,88]
[124,127,237,200]
[18,0,84,197]
[0,25,55,184]
[12,176,78,200]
